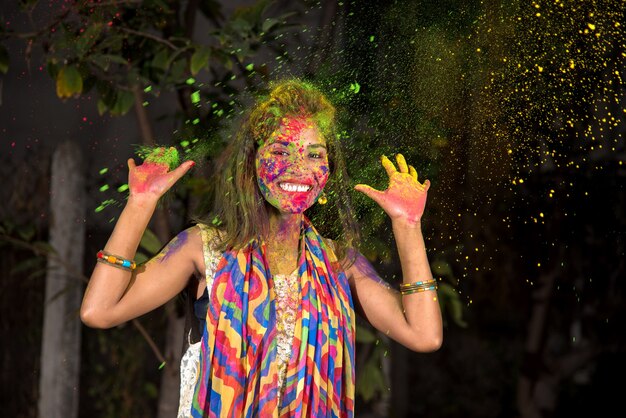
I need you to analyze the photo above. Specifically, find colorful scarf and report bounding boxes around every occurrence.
[191,218,355,417]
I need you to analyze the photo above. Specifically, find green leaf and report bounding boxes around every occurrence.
[152,48,169,71]
[438,282,467,328]
[167,58,187,83]
[76,23,103,56]
[27,267,47,280]
[139,228,163,255]
[190,46,211,75]
[90,54,128,71]
[232,0,270,25]
[97,99,108,115]
[17,224,36,241]
[33,240,57,255]
[96,80,117,108]
[216,50,234,71]
[262,18,279,33]
[230,18,252,35]
[46,59,59,80]
[97,33,123,52]
[109,90,134,116]
[356,356,386,402]
[10,257,44,276]
[56,65,83,98]
[0,44,9,74]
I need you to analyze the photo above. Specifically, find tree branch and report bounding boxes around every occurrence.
[117,27,178,50]
[132,318,167,364]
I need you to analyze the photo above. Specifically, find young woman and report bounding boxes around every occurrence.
[80,79,442,417]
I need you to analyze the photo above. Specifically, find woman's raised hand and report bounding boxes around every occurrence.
[354,154,430,226]
[127,147,195,204]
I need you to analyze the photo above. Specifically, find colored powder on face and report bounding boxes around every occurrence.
[255,117,330,213]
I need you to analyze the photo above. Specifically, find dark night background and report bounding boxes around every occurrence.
[1,1,624,417]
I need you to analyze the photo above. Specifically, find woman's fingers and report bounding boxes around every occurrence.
[409,165,418,181]
[381,155,397,177]
[127,158,136,171]
[396,154,409,173]
[354,184,385,205]
[168,160,196,184]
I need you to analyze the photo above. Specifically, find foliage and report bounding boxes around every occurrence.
[0,219,53,281]
[355,323,390,403]
[2,0,297,146]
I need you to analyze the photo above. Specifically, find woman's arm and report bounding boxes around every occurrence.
[80,151,197,328]
[351,153,443,352]
[347,222,442,352]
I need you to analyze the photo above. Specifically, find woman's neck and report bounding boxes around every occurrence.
[267,211,303,247]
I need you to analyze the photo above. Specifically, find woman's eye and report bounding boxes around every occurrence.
[272,150,289,156]
[309,152,324,159]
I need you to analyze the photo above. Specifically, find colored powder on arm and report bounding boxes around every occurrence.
[158,230,189,263]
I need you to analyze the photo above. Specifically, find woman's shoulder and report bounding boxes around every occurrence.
[180,224,224,280]
[191,223,226,253]
[320,237,361,275]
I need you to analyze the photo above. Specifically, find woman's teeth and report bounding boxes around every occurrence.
[279,182,311,192]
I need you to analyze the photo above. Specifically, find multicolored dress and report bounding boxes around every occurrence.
[178,219,355,417]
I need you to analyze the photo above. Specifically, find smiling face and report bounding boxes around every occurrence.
[255,117,330,214]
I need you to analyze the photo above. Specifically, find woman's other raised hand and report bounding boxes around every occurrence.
[354,153,430,226]
[127,147,195,204]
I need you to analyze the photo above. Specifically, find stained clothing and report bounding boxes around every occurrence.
[179,219,356,417]
[190,269,300,405]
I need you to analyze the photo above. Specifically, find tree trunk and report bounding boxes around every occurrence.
[38,141,85,418]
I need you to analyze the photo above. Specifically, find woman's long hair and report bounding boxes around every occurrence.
[197,79,359,264]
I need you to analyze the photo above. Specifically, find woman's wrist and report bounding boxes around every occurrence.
[127,194,159,212]
[391,217,422,231]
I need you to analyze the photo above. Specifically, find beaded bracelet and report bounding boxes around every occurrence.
[400,279,438,295]
[97,250,137,271]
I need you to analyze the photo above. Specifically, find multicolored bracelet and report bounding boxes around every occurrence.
[97,250,137,271]
[400,279,438,295]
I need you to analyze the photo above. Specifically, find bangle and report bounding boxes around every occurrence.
[400,279,438,295]
[97,250,137,271]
